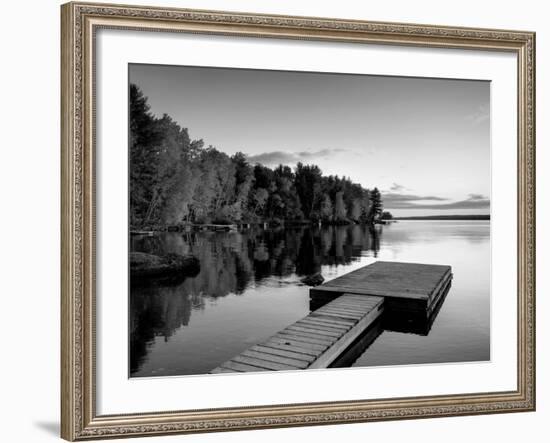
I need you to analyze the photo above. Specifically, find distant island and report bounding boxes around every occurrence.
[394,214,490,221]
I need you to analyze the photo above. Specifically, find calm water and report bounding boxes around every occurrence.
[130,221,490,377]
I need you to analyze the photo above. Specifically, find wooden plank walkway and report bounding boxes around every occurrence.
[211,261,452,374]
[310,261,452,314]
[210,294,384,374]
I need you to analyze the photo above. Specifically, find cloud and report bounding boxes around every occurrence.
[383,193,448,205]
[246,148,347,166]
[389,183,408,192]
[467,193,487,201]
[383,192,490,210]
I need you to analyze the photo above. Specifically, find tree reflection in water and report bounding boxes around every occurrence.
[130,225,380,375]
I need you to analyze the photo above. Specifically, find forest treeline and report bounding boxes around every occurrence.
[130,84,384,228]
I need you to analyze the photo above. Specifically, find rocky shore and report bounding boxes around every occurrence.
[130,252,200,279]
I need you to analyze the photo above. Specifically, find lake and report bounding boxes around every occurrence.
[130,220,490,377]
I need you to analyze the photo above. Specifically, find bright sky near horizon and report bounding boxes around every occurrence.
[130,64,490,217]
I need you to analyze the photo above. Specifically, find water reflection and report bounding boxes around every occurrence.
[130,221,490,376]
[130,225,380,376]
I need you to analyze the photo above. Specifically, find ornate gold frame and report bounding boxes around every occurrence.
[61,2,536,440]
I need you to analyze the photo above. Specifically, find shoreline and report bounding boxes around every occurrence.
[130,220,381,234]
[394,215,490,221]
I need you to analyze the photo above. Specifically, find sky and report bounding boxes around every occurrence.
[130,64,490,217]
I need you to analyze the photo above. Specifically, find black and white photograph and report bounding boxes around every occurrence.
[129,64,490,377]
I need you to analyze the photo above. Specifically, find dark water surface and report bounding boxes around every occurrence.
[130,221,490,377]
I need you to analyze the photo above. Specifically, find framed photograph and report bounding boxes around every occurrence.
[61,2,536,440]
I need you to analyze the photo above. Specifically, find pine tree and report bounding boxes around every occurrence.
[129,84,163,227]
[369,187,383,222]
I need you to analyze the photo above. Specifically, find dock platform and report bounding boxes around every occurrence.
[210,261,452,374]
[310,261,452,317]
[211,294,384,373]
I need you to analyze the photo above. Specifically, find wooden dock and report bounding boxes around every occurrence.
[310,261,452,317]
[211,294,384,373]
[210,261,452,374]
